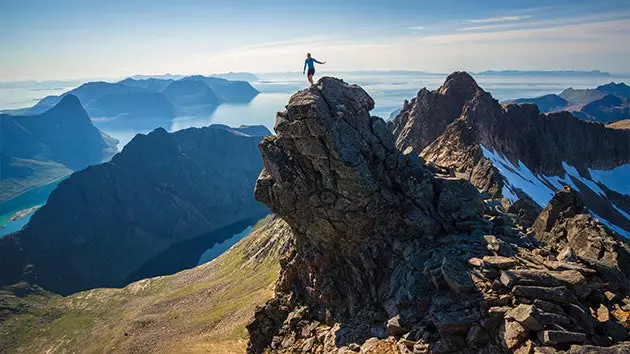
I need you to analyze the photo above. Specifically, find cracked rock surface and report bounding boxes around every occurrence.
[246,77,630,354]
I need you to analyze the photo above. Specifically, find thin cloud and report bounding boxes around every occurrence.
[466,15,532,23]
[417,18,630,44]
[409,26,425,30]
[456,10,630,33]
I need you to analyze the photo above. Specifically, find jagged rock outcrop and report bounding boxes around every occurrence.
[0,124,270,295]
[389,72,630,236]
[247,78,630,354]
[534,187,630,289]
[390,72,630,181]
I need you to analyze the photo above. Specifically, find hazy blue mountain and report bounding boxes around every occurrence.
[183,75,259,103]
[579,94,630,123]
[10,76,259,125]
[0,124,270,294]
[87,91,176,120]
[597,82,630,98]
[162,79,223,115]
[210,72,259,82]
[507,81,630,123]
[559,87,607,105]
[130,74,185,80]
[0,95,117,202]
[118,78,174,92]
[27,82,146,115]
[504,94,569,113]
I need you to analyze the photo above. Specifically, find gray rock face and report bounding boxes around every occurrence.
[533,187,630,288]
[389,72,630,237]
[0,124,270,294]
[247,77,630,354]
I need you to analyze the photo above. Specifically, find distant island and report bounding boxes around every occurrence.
[504,82,630,123]
[476,70,612,77]
[130,72,259,82]
[1,75,260,129]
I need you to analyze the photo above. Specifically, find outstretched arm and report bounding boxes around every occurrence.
[314,58,326,64]
[303,60,307,74]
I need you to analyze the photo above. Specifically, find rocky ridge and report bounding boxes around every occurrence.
[389,72,630,236]
[246,77,630,353]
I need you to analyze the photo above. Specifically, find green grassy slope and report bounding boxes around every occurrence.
[0,215,291,354]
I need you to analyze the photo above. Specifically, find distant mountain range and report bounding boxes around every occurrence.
[0,124,270,294]
[0,95,117,202]
[504,82,630,123]
[2,75,260,129]
[129,72,259,82]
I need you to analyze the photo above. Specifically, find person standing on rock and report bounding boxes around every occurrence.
[303,53,326,85]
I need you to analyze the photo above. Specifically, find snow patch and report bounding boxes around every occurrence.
[590,210,630,239]
[481,145,555,207]
[502,185,518,204]
[480,145,630,238]
[562,162,605,196]
[589,164,630,196]
[612,204,630,221]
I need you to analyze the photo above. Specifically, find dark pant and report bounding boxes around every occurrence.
[307,68,315,76]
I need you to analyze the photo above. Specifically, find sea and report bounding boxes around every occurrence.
[1,71,627,241]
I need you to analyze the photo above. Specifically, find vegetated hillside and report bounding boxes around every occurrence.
[559,87,606,106]
[0,215,291,354]
[0,95,117,202]
[0,124,270,295]
[607,119,630,130]
[390,72,630,238]
[247,77,630,353]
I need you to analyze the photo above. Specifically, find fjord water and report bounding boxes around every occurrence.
[1,72,627,236]
[0,178,66,238]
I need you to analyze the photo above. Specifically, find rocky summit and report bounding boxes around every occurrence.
[247,77,630,353]
[390,72,630,237]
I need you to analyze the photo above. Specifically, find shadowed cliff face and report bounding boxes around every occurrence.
[390,72,630,235]
[247,77,630,354]
[391,72,630,186]
[0,125,270,295]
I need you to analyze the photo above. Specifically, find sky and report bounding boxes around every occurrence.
[1,0,630,81]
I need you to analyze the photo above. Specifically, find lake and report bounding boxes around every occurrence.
[1,71,627,235]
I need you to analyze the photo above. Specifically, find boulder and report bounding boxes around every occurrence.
[511,285,577,303]
[537,330,587,346]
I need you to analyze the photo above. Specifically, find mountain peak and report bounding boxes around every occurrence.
[45,94,84,115]
[248,77,630,354]
[438,71,481,100]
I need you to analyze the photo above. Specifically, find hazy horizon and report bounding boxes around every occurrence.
[1,69,629,85]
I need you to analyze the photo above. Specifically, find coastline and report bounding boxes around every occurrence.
[8,206,41,223]
[0,174,69,205]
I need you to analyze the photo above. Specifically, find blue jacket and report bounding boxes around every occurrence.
[304,58,323,73]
